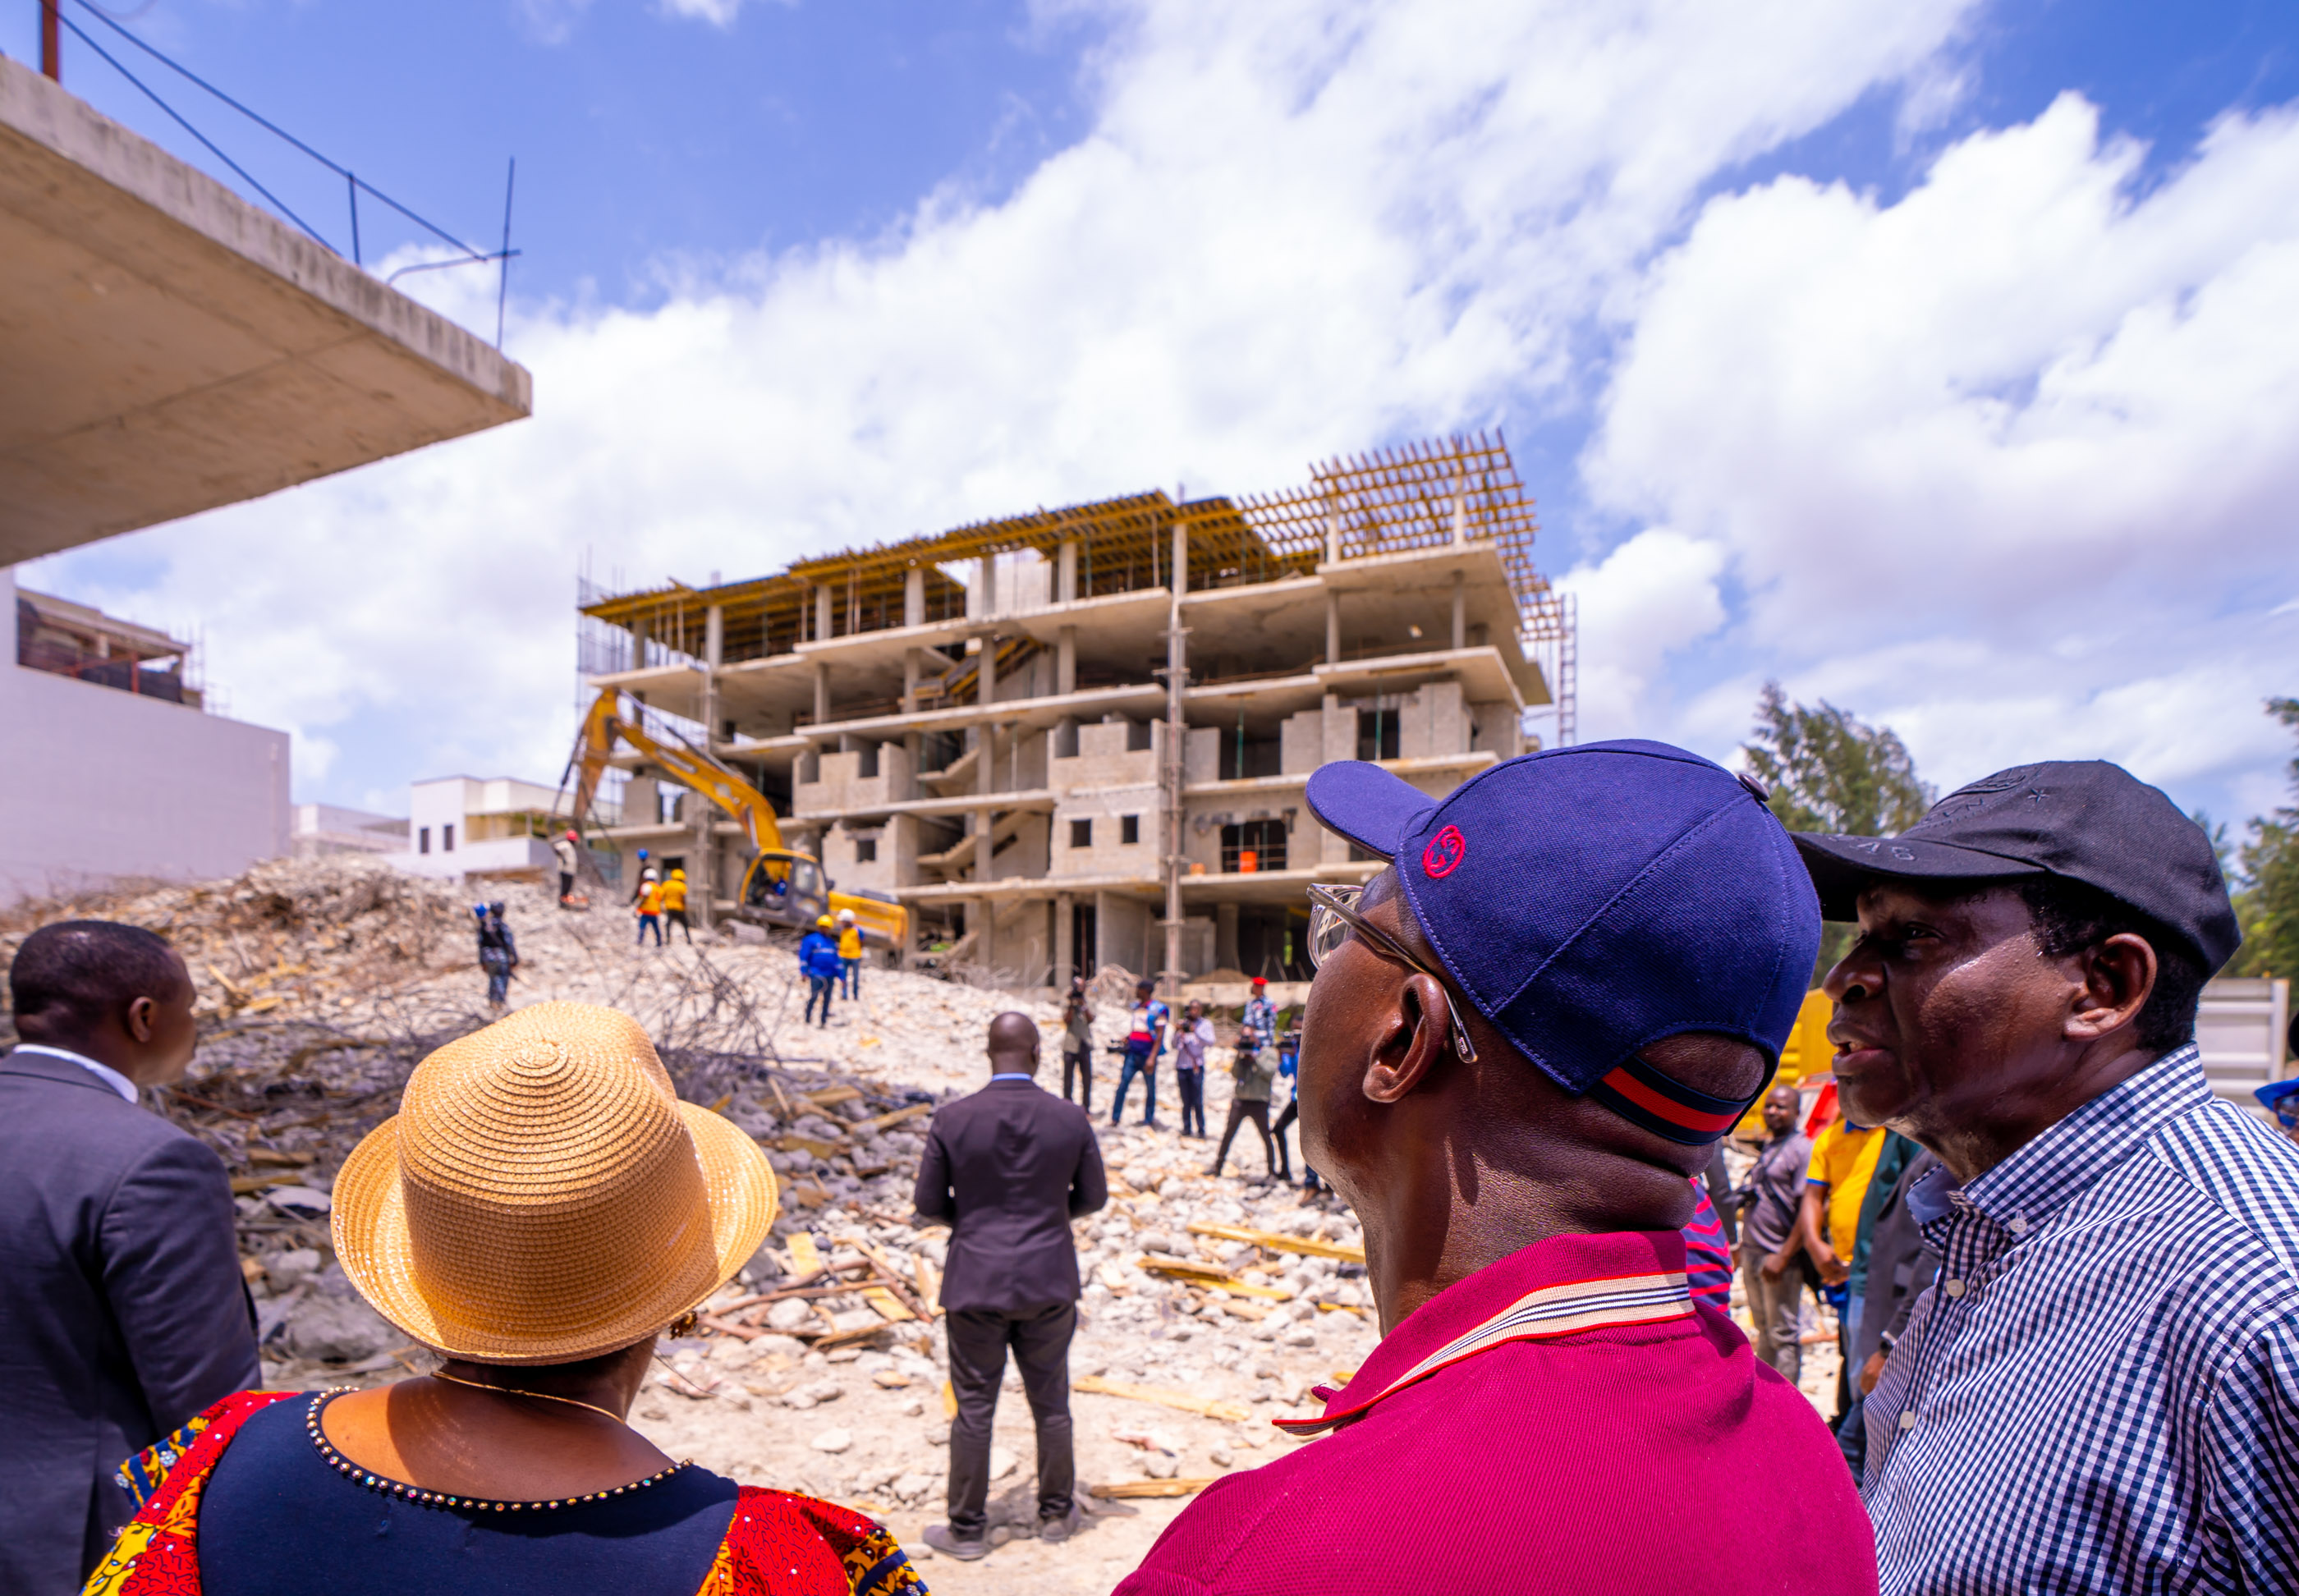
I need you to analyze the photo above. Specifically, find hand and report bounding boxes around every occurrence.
[1760,1250,1791,1282]
[1859,1351,1888,1396]
[1815,1249,1849,1287]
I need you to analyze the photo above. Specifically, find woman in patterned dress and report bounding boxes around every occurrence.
[83,1002,926,1596]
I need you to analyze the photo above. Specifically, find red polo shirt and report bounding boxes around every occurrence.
[1115,1231,1875,1594]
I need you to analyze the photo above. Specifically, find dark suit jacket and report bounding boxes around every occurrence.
[1852,1146,1943,1370]
[913,1076,1107,1315]
[0,1048,260,1593]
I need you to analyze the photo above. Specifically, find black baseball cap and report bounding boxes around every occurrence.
[1791,760,2240,972]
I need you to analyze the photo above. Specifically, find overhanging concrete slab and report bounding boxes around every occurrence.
[0,57,531,563]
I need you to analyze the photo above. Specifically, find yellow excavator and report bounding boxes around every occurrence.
[564,689,907,949]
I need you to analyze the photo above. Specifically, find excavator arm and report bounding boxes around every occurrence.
[564,690,907,948]
[569,689,786,853]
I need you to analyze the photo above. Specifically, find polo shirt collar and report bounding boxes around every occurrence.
[1912,1042,2206,1247]
[1275,1230,1692,1437]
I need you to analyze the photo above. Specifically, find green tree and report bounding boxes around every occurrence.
[2228,698,2299,985]
[1743,682,1936,984]
[1743,681,1935,837]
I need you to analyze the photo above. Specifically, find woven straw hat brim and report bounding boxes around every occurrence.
[332,1102,777,1365]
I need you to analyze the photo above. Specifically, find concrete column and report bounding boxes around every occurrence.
[1093,891,1113,979]
[630,617,649,672]
[815,585,833,642]
[1320,692,1352,864]
[1325,589,1340,664]
[1451,570,1466,652]
[1055,891,1076,990]
[1057,626,1076,695]
[694,604,724,931]
[905,567,925,628]
[812,663,829,726]
[976,555,995,620]
[980,635,998,707]
[1163,517,1189,1001]
[1058,540,1078,603]
[1215,901,1239,972]
[902,651,919,713]
[980,722,998,797]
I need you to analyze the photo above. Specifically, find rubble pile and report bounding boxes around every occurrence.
[1,858,1388,1591]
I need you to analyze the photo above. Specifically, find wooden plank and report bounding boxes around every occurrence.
[1091,1479,1220,1500]
[1073,1376,1252,1423]
[1140,1261,1292,1300]
[1186,1221,1365,1264]
[230,1172,302,1195]
[941,1379,958,1419]
[861,1286,915,1323]
[805,1086,865,1108]
[787,1234,824,1274]
[779,1134,845,1158]
[853,1101,934,1135]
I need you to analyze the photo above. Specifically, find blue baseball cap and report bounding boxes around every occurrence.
[1305,741,1821,1144]
[2254,1080,2299,1120]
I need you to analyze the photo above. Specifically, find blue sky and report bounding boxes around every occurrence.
[14,0,2299,843]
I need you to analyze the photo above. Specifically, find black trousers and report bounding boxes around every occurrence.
[945,1302,1076,1533]
[665,908,692,943]
[1176,1068,1205,1137]
[1270,1097,1296,1179]
[1062,1049,1093,1112]
[1211,1097,1274,1176]
[558,870,574,900]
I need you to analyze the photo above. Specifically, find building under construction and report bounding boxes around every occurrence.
[576,433,1574,992]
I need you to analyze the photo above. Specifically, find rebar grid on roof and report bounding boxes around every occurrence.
[580,433,1545,663]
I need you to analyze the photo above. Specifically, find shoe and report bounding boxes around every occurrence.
[1039,1501,1084,1543]
[924,1524,989,1561]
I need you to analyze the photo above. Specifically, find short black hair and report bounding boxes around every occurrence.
[8,920,186,1027]
[2018,878,2205,1053]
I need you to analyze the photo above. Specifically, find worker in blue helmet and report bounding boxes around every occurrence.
[2254,1077,2299,1149]
[474,901,517,1010]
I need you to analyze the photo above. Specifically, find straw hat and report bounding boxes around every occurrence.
[333,1002,775,1364]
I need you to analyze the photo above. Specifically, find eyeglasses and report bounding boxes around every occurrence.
[1305,883,1477,1064]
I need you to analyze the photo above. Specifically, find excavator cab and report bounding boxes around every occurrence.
[738,850,826,929]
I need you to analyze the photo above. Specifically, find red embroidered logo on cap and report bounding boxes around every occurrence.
[1423,825,1466,879]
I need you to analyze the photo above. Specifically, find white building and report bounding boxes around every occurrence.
[2,570,289,904]
[290,803,409,858]
[388,776,580,882]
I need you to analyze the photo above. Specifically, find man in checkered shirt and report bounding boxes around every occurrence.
[1794,761,2298,1594]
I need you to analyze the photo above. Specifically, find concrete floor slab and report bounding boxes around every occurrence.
[1,57,530,562]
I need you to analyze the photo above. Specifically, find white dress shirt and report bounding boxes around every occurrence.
[8,1043,139,1103]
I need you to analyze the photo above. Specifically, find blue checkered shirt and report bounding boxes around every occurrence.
[1864,1043,2299,1593]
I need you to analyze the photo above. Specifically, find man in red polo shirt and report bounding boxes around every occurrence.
[1117,741,1876,1595]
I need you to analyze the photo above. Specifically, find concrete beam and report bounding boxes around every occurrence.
[0,58,530,562]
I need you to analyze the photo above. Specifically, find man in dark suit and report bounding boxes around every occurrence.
[914,1011,1107,1561]
[1,921,260,1593]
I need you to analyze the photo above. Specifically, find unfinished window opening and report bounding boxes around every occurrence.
[1069,818,1093,850]
[1126,718,1154,753]
[443,823,456,852]
[855,836,879,863]
[1120,814,1141,846]
[1357,706,1401,762]
[1053,719,1080,759]
[418,827,430,855]
[1221,819,1287,874]
[857,743,881,779]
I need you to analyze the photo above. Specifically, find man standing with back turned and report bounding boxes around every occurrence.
[915,1012,1107,1562]
[1794,762,2299,1593]
[1119,742,1873,1595]
[1,922,260,1594]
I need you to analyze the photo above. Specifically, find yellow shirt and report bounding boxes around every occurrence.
[1805,1118,1886,1261]
[661,877,687,912]
[837,927,861,960]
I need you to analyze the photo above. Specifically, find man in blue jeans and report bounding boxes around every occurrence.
[1109,978,1168,1127]
[800,915,841,1025]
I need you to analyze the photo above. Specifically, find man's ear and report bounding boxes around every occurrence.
[1362,973,1450,1107]
[2068,932,2156,1042]
[124,995,158,1044]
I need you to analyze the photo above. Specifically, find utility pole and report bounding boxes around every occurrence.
[1161,516,1189,1002]
[41,0,61,80]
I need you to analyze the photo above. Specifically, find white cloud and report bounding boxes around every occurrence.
[32,0,1974,800]
[657,0,789,27]
[1553,527,1726,734]
[1581,93,2299,804]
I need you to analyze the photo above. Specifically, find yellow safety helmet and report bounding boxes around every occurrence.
[817,915,834,929]
[671,868,686,878]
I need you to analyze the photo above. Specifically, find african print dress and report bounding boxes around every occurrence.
[84,1392,928,1596]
